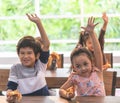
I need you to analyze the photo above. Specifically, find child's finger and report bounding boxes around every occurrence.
[94,22,99,27]
[81,26,86,30]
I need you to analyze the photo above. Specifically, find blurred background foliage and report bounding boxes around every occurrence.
[0,0,120,52]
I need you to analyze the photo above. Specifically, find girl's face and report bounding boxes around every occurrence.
[72,54,92,77]
[18,47,37,68]
[86,38,94,52]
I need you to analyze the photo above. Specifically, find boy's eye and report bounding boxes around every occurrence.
[28,51,32,54]
[20,52,24,55]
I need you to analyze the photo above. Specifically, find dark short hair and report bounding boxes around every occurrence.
[17,36,41,56]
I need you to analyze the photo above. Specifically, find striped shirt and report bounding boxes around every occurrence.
[7,51,50,96]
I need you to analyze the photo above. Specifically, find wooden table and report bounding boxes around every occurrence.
[75,96,120,103]
[45,69,70,88]
[46,68,120,89]
[46,68,120,88]
[1,96,120,103]
[0,96,69,103]
[0,68,70,91]
[46,69,117,96]
[1,68,120,90]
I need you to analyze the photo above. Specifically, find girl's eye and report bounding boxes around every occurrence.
[76,65,81,69]
[84,62,88,66]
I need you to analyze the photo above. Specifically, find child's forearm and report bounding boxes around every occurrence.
[35,20,50,51]
[7,89,13,93]
[102,22,108,31]
[98,29,105,51]
[26,13,50,51]
[102,12,108,31]
[90,32,103,70]
[59,89,68,99]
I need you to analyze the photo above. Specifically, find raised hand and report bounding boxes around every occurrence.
[101,12,108,31]
[81,17,99,35]
[26,13,40,24]
[102,12,108,24]
[26,13,50,51]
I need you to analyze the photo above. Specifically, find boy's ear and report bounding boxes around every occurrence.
[36,53,40,60]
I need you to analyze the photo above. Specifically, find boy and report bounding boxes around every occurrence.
[6,13,50,102]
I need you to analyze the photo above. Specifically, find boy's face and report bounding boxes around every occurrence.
[86,38,94,52]
[18,47,36,67]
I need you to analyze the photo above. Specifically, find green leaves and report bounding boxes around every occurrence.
[0,0,120,52]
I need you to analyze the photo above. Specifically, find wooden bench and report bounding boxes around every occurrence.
[0,69,9,93]
[56,54,64,68]
[103,71,117,96]
[104,53,113,68]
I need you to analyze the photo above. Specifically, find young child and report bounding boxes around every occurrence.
[59,17,105,99]
[6,13,50,102]
[98,12,110,69]
[77,12,110,70]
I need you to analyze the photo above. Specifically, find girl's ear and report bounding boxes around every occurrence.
[71,65,74,69]
[36,53,40,60]
[72,65,77,72]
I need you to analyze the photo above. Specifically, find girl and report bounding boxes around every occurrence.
[59,17,105,99]
[77,13,110,70]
